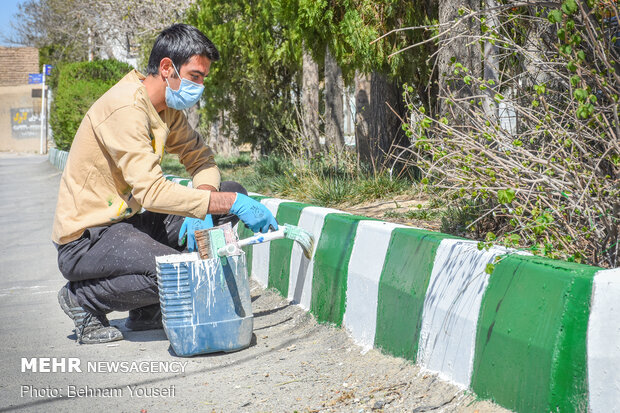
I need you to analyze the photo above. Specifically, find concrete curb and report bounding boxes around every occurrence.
[240,197,619,413]
[48,151,619,412]
[48,147,69,171]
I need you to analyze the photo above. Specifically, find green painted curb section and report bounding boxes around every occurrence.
[471,254,598,412]
[374,228,461,361]
[268,202,311,296]
[310,214,368,325]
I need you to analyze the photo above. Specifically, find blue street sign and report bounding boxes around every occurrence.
[44,64,53,76]
[28,73,43,84]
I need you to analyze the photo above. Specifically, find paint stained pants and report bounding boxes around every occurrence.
[55,181,247,315]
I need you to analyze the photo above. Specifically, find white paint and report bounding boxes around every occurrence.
[343,221,407,352]
[193,258,220,318]
[588,268,620,412]
[250,198,287,287]
[156,252,199,264]
[417,239,511,388]
[288,206,346,310]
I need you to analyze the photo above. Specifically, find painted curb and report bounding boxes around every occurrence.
[48,151,619,412]
[242,195,618,413]
[587,267,620,412]
[48,147,69,171]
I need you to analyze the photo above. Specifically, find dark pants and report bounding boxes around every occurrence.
[56,181,247,315]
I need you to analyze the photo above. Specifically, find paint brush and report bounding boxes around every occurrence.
[195,222,237,260]
[217,224,315,259]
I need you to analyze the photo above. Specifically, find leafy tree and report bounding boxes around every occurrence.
[6,0,192,66]
[296,0,437,167]
[49,59,133,150]
[188,0,437,163]
[187,0,303,151]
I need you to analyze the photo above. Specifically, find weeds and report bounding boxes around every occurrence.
[307,175,355,207]
[355,173,411,202]
[161,152,416,209]
[214,154,252,169]
[384,203,442,222]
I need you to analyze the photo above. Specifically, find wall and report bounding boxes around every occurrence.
[0,84,43,152]
[0,47,42,153]
[0,47,39,87]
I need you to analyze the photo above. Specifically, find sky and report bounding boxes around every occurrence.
[0,0,24,46]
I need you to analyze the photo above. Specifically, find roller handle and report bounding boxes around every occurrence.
[217,228,286,256]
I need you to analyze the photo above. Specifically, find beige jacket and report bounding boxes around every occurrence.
[52,70,220,245]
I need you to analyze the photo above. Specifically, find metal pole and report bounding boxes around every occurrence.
[39,70,46,154]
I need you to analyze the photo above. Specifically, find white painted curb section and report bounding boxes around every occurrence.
[250,198,287,287]
[168,178,193,187]
[287,207,346,309]
[343,221,407,352]
[417,239,511,387]
[588,267,620,413]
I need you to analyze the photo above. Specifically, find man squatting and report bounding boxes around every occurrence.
[52,24,278,344]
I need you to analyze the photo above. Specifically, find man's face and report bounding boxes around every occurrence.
[166,54,211,90]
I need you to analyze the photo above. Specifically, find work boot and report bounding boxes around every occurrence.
[57,283,124,344]
[125,303,163,331]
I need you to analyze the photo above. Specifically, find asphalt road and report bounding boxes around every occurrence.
[0,153,509,413]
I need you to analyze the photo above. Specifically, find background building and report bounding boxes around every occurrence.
[0,47,44,153]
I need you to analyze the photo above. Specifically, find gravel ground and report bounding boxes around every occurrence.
[185,281,512,413]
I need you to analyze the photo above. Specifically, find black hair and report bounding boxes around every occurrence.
[145,24,220,76]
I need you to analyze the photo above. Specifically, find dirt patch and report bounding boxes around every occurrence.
[337,194,443,232]
[181,282,512,412]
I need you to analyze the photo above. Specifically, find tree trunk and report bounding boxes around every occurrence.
[523,6,555,87]
[203,110,238,157]
[355,71,407,171]
[355,71,371,165]
[186,104,200,130]
[437,0,481,118]
[519,5,556,134]
[87,27,94,62]
[324,46,344,151]
[301,45,320,155]
[482,0,499,122]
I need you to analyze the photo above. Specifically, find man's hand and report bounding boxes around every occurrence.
[229,193,278,233]
[203,190,278,233]
[178,214,214,251]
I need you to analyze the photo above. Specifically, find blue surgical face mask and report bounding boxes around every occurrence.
[165,62,204,110]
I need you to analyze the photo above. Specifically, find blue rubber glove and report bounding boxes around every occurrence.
[229,193,278,233]
[178,214,214,252]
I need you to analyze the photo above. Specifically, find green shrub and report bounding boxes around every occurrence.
[50,59,133,150]
[354,173,410,201]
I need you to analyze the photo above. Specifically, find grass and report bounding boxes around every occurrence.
[160,153,418,209]
[160,153,491,234]
[160,155,190,178]
[161,153,481,231]
[384,207,442,222]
